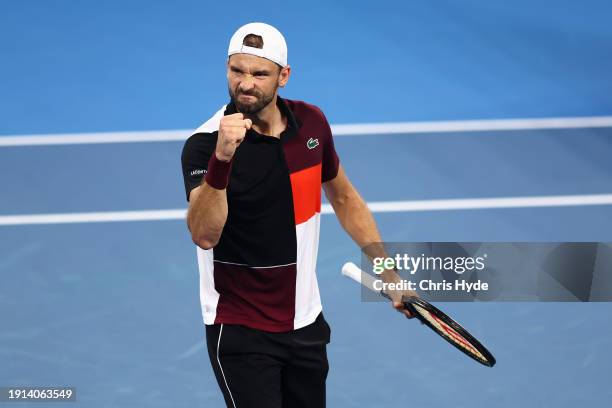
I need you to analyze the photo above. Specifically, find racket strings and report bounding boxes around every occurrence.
[414,304,488,363]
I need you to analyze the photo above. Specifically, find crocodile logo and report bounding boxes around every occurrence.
[307,137,319,150]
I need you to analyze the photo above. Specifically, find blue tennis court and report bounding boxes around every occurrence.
[2,1,612,407]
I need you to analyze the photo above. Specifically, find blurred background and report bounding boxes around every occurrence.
[1,1,611,407]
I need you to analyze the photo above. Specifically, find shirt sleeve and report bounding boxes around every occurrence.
[318,109,340,183]
[181,132,217,202]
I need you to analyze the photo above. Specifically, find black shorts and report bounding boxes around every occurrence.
[205,313,331,408]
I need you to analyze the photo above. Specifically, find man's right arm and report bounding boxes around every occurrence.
[187,182,228,250]
[185,113,252,249]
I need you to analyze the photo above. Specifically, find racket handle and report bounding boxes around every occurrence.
[342,263,425,323]
[342,262,392,301]
[341,262,363,282]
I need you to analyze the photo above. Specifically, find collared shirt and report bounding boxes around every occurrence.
[181,96,339,332]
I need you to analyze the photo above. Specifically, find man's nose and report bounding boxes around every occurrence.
[239,74,255,91]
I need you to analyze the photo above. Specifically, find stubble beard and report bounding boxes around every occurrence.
[229,86,276,114]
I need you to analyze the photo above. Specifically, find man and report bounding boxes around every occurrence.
[181,22,413,408]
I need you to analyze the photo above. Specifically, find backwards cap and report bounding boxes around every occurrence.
[227,22,288,67]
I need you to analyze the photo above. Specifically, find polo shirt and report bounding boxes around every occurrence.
[181,97,339,332]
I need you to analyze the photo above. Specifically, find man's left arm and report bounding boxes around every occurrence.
[323,166,415,318]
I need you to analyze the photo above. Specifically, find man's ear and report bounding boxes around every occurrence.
[279,65,291,88]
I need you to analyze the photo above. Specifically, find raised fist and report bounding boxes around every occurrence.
[216,113,252,161]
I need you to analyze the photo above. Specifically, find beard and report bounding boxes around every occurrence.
[229,85,276,114]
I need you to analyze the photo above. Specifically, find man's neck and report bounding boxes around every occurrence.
[245,95,287,138]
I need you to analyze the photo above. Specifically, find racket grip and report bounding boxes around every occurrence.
[341,262,362,281]
[342,262,396,302]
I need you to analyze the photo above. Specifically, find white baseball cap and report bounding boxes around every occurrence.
[227,22,288,67]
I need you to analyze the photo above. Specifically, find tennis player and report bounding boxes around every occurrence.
[181,22,414,408]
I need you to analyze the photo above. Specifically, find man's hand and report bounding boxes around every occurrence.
[216,113,252,161]
[379,269,417,319]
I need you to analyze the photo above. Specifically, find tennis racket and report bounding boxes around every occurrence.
[342,262,496,367]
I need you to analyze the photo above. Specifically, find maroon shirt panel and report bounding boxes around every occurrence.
[213,262,297,332]
[283,99,340,181]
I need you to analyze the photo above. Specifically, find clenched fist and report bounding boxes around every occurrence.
[216,113,252,161]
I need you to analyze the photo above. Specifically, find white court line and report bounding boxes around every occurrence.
[1,116,612,147]
[331,116,612,136]
[0,209,187,226]
[1,194,611,226]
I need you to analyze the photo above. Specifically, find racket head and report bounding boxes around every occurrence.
[404,296,496,367]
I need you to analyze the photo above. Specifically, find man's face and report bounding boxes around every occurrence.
[227,54,289,114]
